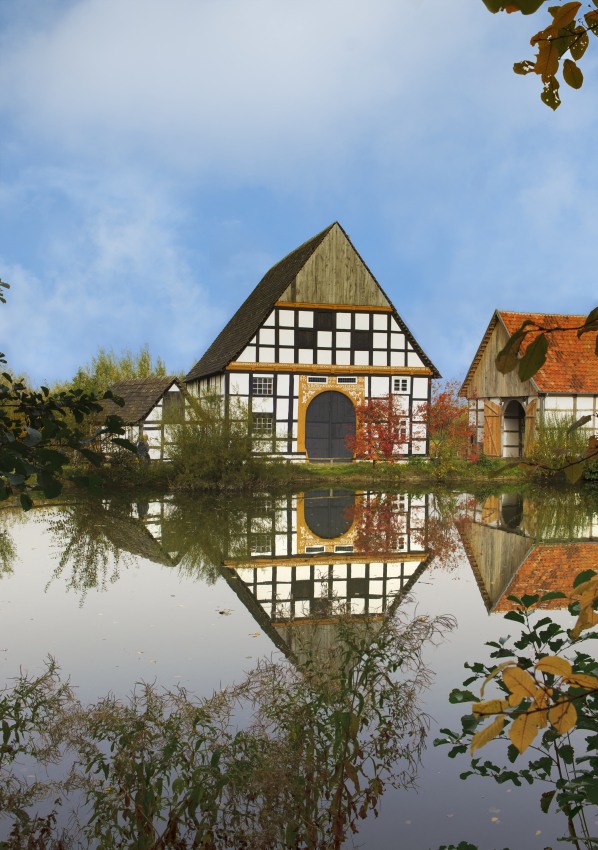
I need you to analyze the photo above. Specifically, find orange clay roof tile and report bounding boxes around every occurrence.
[498,312,598,394]
[495,543,598,611]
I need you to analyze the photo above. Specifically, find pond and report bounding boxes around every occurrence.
[0,487,597,849]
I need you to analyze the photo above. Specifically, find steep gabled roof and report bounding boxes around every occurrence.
[185,222,440,381]
[102,376,182,424]
[185,224,334,381]
[461,310,598,395]
[97,505,180,567]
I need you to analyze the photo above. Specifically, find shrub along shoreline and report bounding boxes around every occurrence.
[63,450,598,497]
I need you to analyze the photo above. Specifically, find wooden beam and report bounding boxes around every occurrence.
[226,362,434,376]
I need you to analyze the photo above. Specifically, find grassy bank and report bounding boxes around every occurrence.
[63,451,530,496]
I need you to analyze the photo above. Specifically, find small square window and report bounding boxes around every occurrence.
[393,378,408,393]
[251,533,272,555]
[252,376,273,396]
[253,413,273,433]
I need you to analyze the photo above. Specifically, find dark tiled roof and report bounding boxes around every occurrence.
[98,506,179,567]
[102,376,182,424]
[461,310,598,395]
[185,224,335,381]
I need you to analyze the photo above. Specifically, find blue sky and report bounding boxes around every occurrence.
[0,0,596,387]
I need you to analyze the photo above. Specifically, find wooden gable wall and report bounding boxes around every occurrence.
[278,224,389,308]
[466,320,536,399]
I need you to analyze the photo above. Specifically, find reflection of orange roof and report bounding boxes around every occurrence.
[495,543,598,611]
[499,312,598,394]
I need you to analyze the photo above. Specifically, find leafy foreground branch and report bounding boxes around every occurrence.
[0,277,138,509]
[482,1,598,110]
[0,610,454,849]
[435,569,598,850]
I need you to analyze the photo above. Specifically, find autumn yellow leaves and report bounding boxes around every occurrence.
[469,571,598,755]
[482,0,598,109]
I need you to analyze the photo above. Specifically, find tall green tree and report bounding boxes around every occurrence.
[67,344,167,396]
[482,0,598,109]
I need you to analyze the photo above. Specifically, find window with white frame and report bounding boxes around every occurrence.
[393,378,408,393]
[253,413,273,434]
[252,376,273,396]
[250,533,272,555]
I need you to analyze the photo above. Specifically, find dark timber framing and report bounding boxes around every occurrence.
[185,223,439,461]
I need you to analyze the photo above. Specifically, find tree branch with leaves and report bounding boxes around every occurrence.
[436,568,598,848]
[482,0,598,109]
[0,277,136,508]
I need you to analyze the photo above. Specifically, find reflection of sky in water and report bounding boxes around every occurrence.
[0,494,596,849]
[0,511,274,703]
[386,565,575,850]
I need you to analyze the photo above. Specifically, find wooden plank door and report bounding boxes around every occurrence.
[483,401,501,457]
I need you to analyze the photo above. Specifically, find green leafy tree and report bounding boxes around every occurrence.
[482,0,598,109]
[66,344,167,396]
[168,394,269,487]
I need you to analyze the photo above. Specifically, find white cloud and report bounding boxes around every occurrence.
[0,0,526,182]
[1,0,597,386]
[0,172,227,383]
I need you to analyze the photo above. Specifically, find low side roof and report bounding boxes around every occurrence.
[102,376,181,424]
[185,222,440,381]
[461,310,598,395]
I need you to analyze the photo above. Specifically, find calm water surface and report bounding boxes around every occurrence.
[1,488,597,849]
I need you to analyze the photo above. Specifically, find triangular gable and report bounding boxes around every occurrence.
[278,223,391,308]
[186,222,439,381]
[102,376,183,424]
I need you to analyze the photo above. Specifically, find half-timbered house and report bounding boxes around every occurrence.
[220,489,432,664]
[101,376,185,460]
[460,311,598,458]
[185,223,439,461]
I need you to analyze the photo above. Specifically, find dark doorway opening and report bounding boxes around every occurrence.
[503,400,525,458]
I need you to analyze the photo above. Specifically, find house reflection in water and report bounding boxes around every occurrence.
[221,490,432,661]
[461,493,598,613]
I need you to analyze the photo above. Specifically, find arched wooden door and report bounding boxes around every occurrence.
[305,391,355,463]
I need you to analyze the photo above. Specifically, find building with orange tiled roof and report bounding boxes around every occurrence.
[458,494,598,613]
[460,311,598,458]
[493,543,598,612]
